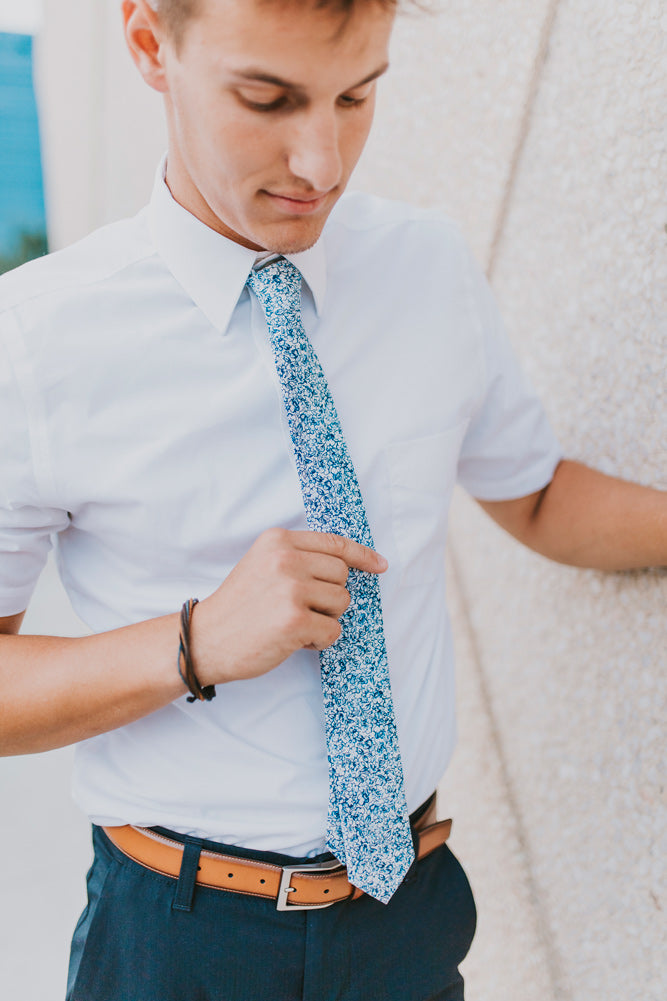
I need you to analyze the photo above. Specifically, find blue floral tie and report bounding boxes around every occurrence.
[247,258,414,903]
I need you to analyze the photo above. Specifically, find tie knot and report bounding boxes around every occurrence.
[247,257,302,316]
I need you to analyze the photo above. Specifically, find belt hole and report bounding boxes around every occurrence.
[260,878,266,884]
[228,873,234,878]
[323,889,329,895]
[197,865,201,871]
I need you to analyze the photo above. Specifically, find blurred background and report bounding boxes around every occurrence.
[0,1,665,999]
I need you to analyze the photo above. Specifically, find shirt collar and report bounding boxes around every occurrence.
[148,157,327,334]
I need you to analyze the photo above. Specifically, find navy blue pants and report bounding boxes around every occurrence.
[67,823,476,1001]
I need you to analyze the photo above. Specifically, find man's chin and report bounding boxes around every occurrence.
[248,205,337,255]
[266,235,321,255]
[255,225,325,257]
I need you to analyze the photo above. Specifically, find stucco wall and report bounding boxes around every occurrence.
[355,2,666,998]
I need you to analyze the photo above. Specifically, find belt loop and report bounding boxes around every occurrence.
[172,837,203,913]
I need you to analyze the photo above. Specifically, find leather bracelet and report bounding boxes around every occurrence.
[178,598,216,703]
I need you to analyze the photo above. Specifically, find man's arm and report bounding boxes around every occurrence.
[0,530,386,757]
[0,607,187,757]
[478,459,667,570]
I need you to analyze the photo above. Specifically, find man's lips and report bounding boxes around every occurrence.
[263,190,331,215]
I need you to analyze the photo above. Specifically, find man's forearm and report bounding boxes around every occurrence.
[479,459,667,571]
[0,613,185,756]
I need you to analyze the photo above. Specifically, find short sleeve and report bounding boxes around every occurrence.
[0,312,69,616]
[457,246,563,500]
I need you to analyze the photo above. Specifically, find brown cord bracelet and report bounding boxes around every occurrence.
[177,598,216,703]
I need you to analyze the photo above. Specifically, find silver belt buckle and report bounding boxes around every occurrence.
[276,858,345,911]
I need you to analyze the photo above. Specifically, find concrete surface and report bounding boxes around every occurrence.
[445,1,667,996]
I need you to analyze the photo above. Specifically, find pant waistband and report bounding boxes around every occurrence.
[102,794,452,911]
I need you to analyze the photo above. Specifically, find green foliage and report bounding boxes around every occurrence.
[0,229,49,276]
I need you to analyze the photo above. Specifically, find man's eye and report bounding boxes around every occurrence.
[247,98,287,112]
[237,90,287,112]
[338,88,372,108]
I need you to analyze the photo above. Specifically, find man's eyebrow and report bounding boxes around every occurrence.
[230,63,390,92]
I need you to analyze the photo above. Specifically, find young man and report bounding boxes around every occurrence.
[0,1,664,998]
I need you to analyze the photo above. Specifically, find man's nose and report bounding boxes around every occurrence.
[286,110,343,193]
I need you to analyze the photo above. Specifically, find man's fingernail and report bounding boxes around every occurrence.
[376,554,389,571]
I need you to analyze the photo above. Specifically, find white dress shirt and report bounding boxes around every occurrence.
[0,163,562,855]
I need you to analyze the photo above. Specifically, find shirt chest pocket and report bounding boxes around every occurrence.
[385,422,469,587]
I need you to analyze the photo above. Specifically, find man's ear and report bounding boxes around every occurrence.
[121,0,170,93]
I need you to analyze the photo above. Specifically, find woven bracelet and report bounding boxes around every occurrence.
[177,598,216,703]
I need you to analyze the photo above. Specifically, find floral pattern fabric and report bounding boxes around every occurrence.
[247,259,414,903]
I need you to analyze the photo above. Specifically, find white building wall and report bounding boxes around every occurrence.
[37,0,166,251]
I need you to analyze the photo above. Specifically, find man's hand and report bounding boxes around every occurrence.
[0,530,387,755]
[478,459,667,571]
[191,528,388,686]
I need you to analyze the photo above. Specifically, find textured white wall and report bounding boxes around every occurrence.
[353,0,555,260]
[449,2,667,997]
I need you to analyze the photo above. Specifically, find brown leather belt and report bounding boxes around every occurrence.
[103,797,451,911]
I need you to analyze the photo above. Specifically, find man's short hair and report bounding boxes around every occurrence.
[147,0,400,47]
[146,0,196,41]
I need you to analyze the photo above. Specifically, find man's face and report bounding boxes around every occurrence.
[157,0,395,252]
